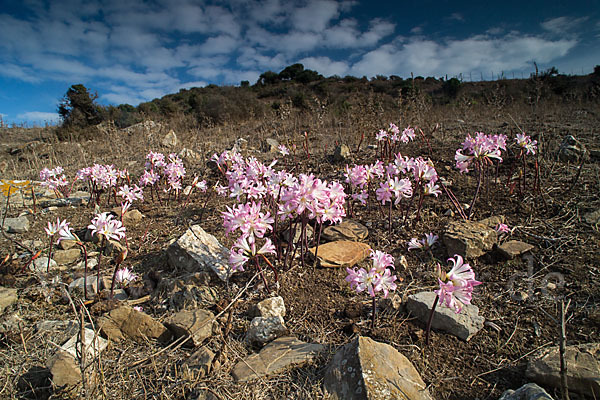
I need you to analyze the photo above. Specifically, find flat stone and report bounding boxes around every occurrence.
[246,316,288,346]
[443,216,503,258]
[253,296,286,318]
[323,336,433,400]
[498,383,554,400]
[32,257,57,273]
[74,257,98,271]
[2,216,29,233]
[406,291,484,341]
[232,336,324,382]
[309,241,371,268]
[58,239,77,250]
[61,327,108,362]
[52,249,81,265]
[183,347,215,377]
[165,309,214,347]
[111,206,144,225]
[36,320,79,336]
[498,240,535,259]
[47,350,84,389]
[98,306,171,343]
[321,220,368,242]
[526,342,600,397]
[68,275,103,295]
[39,191,89,208]
[167,225,233,281]
[0,286,18,314]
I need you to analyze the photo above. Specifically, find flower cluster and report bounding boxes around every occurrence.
[40,166,69,195]
[455,132,507,173]
[408,232,438,251]
[115,267,137,287]
[117,184,144,204]
[495,223,510,234]
[435,255,481,313]
[375,123,416,159]
[346,250,398,298]
[88,212,126,242]
[515,133,537,155]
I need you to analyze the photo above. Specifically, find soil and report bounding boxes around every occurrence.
[0,101,599,400]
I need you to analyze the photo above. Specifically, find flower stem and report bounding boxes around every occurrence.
[47,237,53,273]
[467,162,483,219]
[371,296,377,330]
[80,243,88,300]
[425,294,439,346]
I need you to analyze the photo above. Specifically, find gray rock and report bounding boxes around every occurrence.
[526,342,600,397]
[61,327,108,362]
[39,191,89,208]
[232,336,324,382]
[52,249,81,265]
[32,257,57,273]
[583,209,600,225]
[498,240,535,260]
[162,129,178,148]
[262,138,279,153]
[254,296,286,318]
[498,383,554,400]
[74,257,98,271]
[178,148,201,161]
[443,216,503,258]
[406,291,484,341]
[333,144,351,162]
[169,285,219,310]
[165,309,214,347]
[36,320,79,336]
[246,316,288,346]
[167,225,233,281]
[68,275,103,294]
[183,347,215,377]
[98,306,171,343]
[323,336,434,400]
[321,219,368,242]
[0,287,18,314]
[2,216,29,233]
[558,135,588,162]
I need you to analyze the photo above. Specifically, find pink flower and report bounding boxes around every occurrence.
[88,212,126,242]
[115,267,137,287]
[435,255,482,313]
[346,249,397,298]
[495,223,510,233]
[408,233,438,250]
[278,145,290,156]
[45,218,69,237]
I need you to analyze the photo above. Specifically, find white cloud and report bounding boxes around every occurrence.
[0,64,41,83]
[448,13,464,22]
[300,56,349,77]
[291,0,341,32]
[541,17,588,34]
[17,111,60,124]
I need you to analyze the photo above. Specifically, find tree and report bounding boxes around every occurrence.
[257,71,279,85]
[57,84,102,128]
[279,63,305,80]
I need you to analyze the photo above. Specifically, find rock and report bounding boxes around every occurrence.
[58,239,77,250]
[183,347,215,377]
[74,258,98,271]
[498,240,535,260]
[169,285,219,310]
[103,239,127,257]
[111,206,144,225]
[498,383,554,400]
[443,216,503,258]
[526,342,600,397]
[406,291,484,341]
[583,209,600,225]
[122,120,161,135]
[0,312,22,333]
[98,306,171,343]
[246,316,288,346]
[2,216,29,233]
[61,327,108,361]
[0,286,18,314]
[165,309,214,347]
[558,135,588,162]
[232,336,324,382]
[178,148,201,161]
[52,249,81,265]
[333,144,351,162]
[167,225,233,281]
[309,241,371,268]
[380,293,402,310]
[262,138,279,153]
[253,296,286,318]
[323,336,433,400]
[162,129,178,148]
[32,257,57,273]
[47,350,84,389]
[321,220,368,242]
[68,275,103,294]
[36,320,79,336]
[39,191,89,208]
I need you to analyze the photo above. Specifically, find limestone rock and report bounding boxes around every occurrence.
[333,144,351,162]
[167,225,232,281]
[323,336,433,400]
[321,220,368,242]
[68,275,103,294]
[526,342,600,397]
[47,350,84,389]
[498,240,535,260]
[262,138,279,153]
[61,328,108,362]
[232,336,324,382]
[246,316,288,346]
[52,249,81,265]
[309,241,371,268]
[443,216,503,258]
[0,286,18,314]
[406,291,484,341]
[39,191,89,208]
[32,257,57,273]
[558,135,588,162]
[165,309,214,347]
[169,285,220,310]
[253,296,286,318]
[98,306,171,343]
[162,129,178,148]
[2,216,29,233]
[498,383,554,400]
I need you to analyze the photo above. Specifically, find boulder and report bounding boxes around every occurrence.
[498,383,554,400]
[165,309,214,347]
[232,336,324,382]
[98,306,172,343]
[321,220,368,242]
[246,316,288,346]
[167,225,232,281]
[0,286,18,314]
[323,336,434,400]
[443,216,503,258]
[309,241,371,268]
[406,291,484,341]
[526,342,600,397]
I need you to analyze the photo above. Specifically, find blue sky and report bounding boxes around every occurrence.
[1,0,598,126]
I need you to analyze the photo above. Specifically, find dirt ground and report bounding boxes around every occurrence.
[0,101,599,399]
